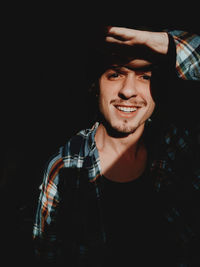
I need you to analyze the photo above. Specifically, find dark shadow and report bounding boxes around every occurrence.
[2,13,200,266]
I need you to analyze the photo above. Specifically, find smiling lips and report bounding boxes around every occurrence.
[116,106,137,112]
[114,105,141,117]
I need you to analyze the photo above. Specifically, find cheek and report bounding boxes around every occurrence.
[142,90,156,115]
[150,101,156,113]
[98,91,108,113]
[99,77,119,98]
[99,83,115,106]
[141,85,155,106]
[148,98,156,115]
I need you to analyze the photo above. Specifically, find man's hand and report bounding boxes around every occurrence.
[106,26,169,55]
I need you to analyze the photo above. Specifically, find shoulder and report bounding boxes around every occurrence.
[57,123,99,168]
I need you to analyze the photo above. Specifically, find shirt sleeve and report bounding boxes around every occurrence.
[168,30,200,80]
[32,148,64,264]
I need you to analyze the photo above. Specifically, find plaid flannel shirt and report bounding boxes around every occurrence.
[33,30,200,266]
[168,30,200,80]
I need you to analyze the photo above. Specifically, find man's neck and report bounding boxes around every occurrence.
[95,123,147,182]
[95,123,145,158]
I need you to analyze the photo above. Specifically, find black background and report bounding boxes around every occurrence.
[1,4,200,266]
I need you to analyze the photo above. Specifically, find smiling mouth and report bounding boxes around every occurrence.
[115,105,139,113]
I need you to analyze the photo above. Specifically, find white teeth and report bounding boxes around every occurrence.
[117,106,137,112]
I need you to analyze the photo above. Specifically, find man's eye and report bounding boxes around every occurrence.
[108,72,120,79]
[142,75,151,80]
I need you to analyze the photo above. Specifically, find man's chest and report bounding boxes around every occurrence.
[98,144,148,182]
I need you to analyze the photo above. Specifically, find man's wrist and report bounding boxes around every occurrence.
[147,32,169,55]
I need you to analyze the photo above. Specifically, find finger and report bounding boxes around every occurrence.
[107,26,134,40]
[107,26,130,34]
[106,36,133,47]
[105,36,125,44]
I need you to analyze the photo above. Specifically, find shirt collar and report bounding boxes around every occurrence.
[82,122,102,182]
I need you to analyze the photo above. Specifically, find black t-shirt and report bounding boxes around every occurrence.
[100,173,175,267]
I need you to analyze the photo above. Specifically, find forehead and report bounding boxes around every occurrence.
[94,50,155,78]
[120,59,152,70]
[107,58,153,72]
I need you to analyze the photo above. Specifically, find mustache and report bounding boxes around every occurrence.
[110,99,146,107]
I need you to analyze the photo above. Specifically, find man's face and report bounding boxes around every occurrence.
[98,58,156,134]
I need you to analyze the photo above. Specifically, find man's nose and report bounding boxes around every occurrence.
[118,73,138,99]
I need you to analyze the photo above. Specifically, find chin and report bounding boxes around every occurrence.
[113,118,141,133]
[114,125,137,134]
[100,114,144,136]
[106,121,139,137]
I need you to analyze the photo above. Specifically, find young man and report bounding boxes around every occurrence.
[33,26,200,266]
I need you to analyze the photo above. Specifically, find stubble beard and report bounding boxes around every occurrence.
[112,119,137,134]
[98,99,145,138]
[100,113,138,138]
